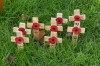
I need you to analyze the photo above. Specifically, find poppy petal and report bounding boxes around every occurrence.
[56,17,63,24]
[72,27,81,34]
[48,36,58,44]
[15,37,24,44]
[74,15,81,21]
[50,25,58,32]
[32,23,40,30]
[18,28,26,35]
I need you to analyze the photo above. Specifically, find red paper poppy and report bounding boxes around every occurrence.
[74,15,81,21]
[56,17,63,24]
[15,37,24,44]
[32,23,40,30]
[18,28,26,35]
[72,27,81,34]
[50,25,58,32]
[48,36,58,44]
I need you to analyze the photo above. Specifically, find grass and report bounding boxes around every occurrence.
[0,0,100,66]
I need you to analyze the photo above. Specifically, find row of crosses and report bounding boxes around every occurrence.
[11,9,86,49]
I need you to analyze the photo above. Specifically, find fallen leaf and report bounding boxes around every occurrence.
[39,30,45,40]
[0,0,4,11]
[21,14,28,21]
[7,56,15,64]
[34,30,45,45]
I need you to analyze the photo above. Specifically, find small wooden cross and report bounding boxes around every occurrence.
[44,18,63,48]
[69,9,86,22]
[11,31,29,49]
[67,26,85,43]
[44,32,62,48]
[13,22,31,36]
[45,18,63,32]
[0,0,3,11]
[69,9,86,28]
[54,13,68,25]
[27,17,44,40]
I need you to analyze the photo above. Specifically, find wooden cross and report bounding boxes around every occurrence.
[44,32,62,48]
[13,22,31,36]
[27,17,44,40]
[54,13,68,25]
[44,18,63,48]
[0,0,3,11]
[69,9,86,27]
[69,9,86,22]
[67,26,85,43]
[67,9,86,43]
[45,18,63,32]
[11,31,29,49]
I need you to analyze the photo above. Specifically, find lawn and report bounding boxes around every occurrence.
[0,0,100,66]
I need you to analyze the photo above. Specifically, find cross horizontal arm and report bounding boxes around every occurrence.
[57,38,62,43]
[23,37,29,43]
[25,29,31,34]
[27,23,33,28]
[45,26,50,30]
[80,28,85,33]
[80,14,86,20]
[39,23,44,29]
[11,36,16,42]
[69,16,74,21]
[44,36,50,41]
[67,27,73,32]
[63,18,68,23]
[58,26,63,31]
